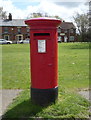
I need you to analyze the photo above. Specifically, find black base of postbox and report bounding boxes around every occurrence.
[31,87,58,106]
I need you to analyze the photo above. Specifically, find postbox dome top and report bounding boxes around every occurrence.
[25,17,61,29]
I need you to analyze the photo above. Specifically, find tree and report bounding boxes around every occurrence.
[0,7,7,19]
[27,12,62,20]
[27,12,49,19]
[73,12,89,42]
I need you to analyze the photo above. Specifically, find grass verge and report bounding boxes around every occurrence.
[3,89,90,119]
[4,90,89,120]
[2,43,90,119]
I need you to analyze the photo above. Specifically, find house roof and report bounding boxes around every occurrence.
[60,22,76,29]
[0,19,76,29]
[0,19,27,27]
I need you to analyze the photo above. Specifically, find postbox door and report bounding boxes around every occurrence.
[30,30,58,89]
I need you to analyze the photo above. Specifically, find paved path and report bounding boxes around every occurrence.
[78,90,90,101]
[78,90,91,114]
[0,89,22,117]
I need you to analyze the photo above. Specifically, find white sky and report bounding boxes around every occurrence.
[0,0,89,22]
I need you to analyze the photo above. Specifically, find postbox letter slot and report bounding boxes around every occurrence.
[34,33,50,36]
[38,40,46,53]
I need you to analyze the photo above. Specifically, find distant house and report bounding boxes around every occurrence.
[0,14,30,42]
[58,22,76,42]
[0,14,76,42]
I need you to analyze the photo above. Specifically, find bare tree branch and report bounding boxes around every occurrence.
[0,7,7,19]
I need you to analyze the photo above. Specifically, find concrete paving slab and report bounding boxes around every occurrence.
[78,90,91,115]
[78,90,90,101]
[0,89,22,117]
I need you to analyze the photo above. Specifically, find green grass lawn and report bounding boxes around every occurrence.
[2,43,90,119]
[2,44,30,89]
[58,43,89,91]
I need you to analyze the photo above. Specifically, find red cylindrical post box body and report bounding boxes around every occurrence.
[25,18,61,106]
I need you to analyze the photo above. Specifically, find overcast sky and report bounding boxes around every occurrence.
[1,0,89,22]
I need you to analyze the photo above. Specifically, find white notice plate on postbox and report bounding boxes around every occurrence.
[38,40,46,53]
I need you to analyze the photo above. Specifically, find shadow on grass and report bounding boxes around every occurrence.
[2,99,43,120]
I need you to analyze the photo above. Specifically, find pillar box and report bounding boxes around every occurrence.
[25,18,61,106]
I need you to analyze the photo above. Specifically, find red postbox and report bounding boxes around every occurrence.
[25,18,61,106]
